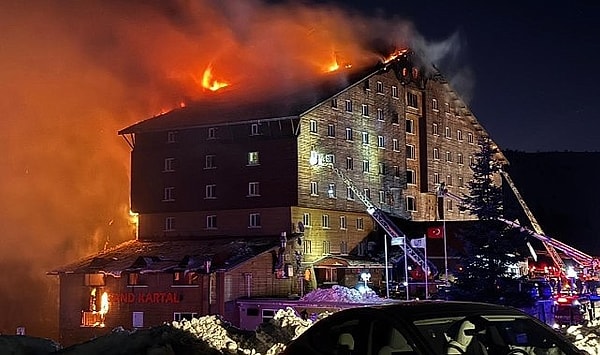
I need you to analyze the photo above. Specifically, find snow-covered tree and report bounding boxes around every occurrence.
[449,137,533,306]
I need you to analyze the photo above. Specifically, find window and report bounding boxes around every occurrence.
[207,127,217,139]
[469,155,475,166]
[128,273,141,286]
[445,126,451,138]
[206,215,217,229]
[325,154,335,163]
[432,123,439,135]
[433,148,440,160]
[446,151,453,162]
[173,312,198,322]
[391,85,398,98]
[248,182,260,196]
[406,144,416,159]
[205,155,216,169]
[356,218,364,230]
[458,176,464,188]
[406,92,418,108]
[133,312,144,328]
[345,127,353,141]
[457,129,463,141]
[433,173,440,184]
[340,216,347,230]
[167,131,177,143]
[363,80,370,90]
[322,215,330,229]
[248,151,259,165]
[391,112,399,124]
[163,187,175,201]
[447,175,453,186]
[205,184,216,199]
[376,81,384,93]
[361,131,369,145]
[327,124,335,137]
[447,199,454,211]
[362,160,370,173]
[303,212,311,227]
[309,119,317,133]
[345,99,353,112]
[364,188,371,199]
[406,196,417,212]
[251,123,261,136]
[378,190,385,204]
[392,139,400,151]
[165,217,175,231]
[432,98,439,111]
[164,158,175,172]
[340,241,348,254]
[249,213,261,228]
[361,104,369,117]
[322,240,331,255]
[467,132,474,143]
[347,187,355,200]
[327,183,336,198]
[377,108,384,121]
[378,162,386,175]
[331,98,338,109]
[303,239,312,254]
[393,166,401,178]
[310,181,318,196]
[406,119,414,134]
[84,274,105,286]
[445,102,450,113]
[377,135,385,148]
[406,169,416,185]
[346,156,354,170]
[457,153,464,165]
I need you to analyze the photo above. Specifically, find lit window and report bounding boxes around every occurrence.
[251,123,261,136]
[248,182,260,196]
[406,169,416,185]
[163,187,175,201]
[167,131,177,143]
[391,86,398,98]
[327,183,336,198]
[205,184,216,199]
[165,217,175,231]
[310,181,318,196]
[362,131,369,145]
[206,215,217,229]
[406,119,414,134]
[322,215,330,229]
[432,123,439,135]
[378,135,385,148]
[207,127,217,139]
[346,157,354,170]
[340,216,347,230]
[345,127,353,141]
[406,92,418,108]
[376,81,384,93]
[205,155,216,169]
[432,98,439,111]
[433,148,440,160]
[357,218,364,230]
[249,213,261,228]
[406,196,417,212]
[164,158,175,172]
[345,100,353,112]
[248,151,259,165]
[377,108,384,121]
[327,124,335,137]
[362,160,370,173]
[406,144,416,159]
[361,104,369,117]
[309,120,317,133]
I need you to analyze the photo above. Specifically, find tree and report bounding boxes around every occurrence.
[449,137,533,306]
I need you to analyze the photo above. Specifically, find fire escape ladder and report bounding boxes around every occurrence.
[325,163,438,276]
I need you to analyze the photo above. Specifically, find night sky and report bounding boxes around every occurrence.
[328,0,600,152]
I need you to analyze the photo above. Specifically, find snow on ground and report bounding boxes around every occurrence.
[2,287,600,354]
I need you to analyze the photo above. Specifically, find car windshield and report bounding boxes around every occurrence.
[413,314,576,354]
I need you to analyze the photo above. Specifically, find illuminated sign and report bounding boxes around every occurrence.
[110,292,180,304]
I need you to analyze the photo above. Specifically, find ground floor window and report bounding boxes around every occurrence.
[174,312,198,322]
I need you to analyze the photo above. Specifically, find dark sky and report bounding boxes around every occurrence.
[329,1,600,152]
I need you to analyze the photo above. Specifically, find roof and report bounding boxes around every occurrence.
[118,60,388,134]
[48,236,284,276]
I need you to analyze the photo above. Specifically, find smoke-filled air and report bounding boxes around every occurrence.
[0,0,465,338]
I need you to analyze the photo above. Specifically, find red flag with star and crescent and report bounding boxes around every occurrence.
[427,226,444,239]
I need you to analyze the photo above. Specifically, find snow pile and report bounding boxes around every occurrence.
[562,322,600,354]
[300,284,385,303]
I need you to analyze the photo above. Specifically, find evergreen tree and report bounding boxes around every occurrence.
[449,137,533,306]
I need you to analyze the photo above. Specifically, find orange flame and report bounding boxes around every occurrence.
[324,51,352,73]
[383,48,409,63]
[201,63,229,91]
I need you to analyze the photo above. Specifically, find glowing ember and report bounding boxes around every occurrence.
[201,63,229,91]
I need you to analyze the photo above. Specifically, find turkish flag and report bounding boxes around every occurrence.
[427,226,444,239]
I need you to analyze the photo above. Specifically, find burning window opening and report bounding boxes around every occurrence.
[201,63,229,92]
[81,287,109,327]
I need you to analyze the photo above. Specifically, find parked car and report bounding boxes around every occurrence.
[282,301,584,354]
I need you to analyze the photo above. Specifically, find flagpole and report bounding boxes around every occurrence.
[384,234,390,298]
[404,239,409,300]
[424,234,428,299]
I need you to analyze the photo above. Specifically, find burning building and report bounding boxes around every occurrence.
[50,50,502,346]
